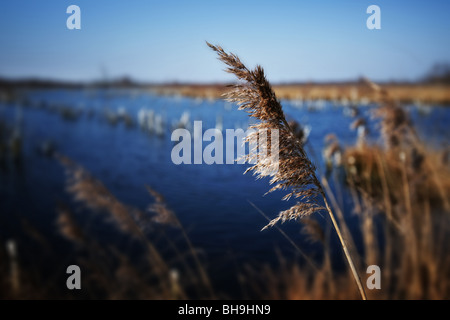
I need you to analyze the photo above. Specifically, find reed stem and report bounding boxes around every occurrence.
[323,197,367,300]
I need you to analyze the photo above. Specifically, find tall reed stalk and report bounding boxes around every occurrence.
[208,42,367,300]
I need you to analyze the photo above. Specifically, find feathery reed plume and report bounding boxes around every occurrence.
[146,186,179,227]
[361,77,415,150]
[57,204,86,245]
[146,185,215,297]
[350,118,367,131]
[323,134,342,170]
[358,77,449,209]
[208,42,367,300]
[56,154,143,236]
[56,154,189,295]
[207,42,324,228]
[301,218,325,244]
[288,120,308,145]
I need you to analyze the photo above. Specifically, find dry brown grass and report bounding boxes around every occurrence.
[207,43,450,300]
[309,79,450,299]
[250,148,450,299]
[50,154,214,299]
[149,82,450,105]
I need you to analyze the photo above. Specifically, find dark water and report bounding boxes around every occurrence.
[0,88,448,298]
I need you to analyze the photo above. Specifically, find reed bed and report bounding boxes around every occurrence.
[0,155,214,299]
[207,43,449,300]
[149,82,450,105]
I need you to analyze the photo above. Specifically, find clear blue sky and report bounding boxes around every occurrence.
[0,0,449,83]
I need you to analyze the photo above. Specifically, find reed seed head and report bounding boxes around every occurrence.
[208,42,325,229]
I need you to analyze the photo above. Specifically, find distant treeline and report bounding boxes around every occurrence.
[0,76,150,91]
[423,63,450,84]
[1,63,450,90]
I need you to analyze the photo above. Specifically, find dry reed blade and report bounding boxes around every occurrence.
[55,154,170,278]
[248,200,319,271]
[146,185,215,298]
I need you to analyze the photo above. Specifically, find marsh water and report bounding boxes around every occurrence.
[0,88,448,297]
